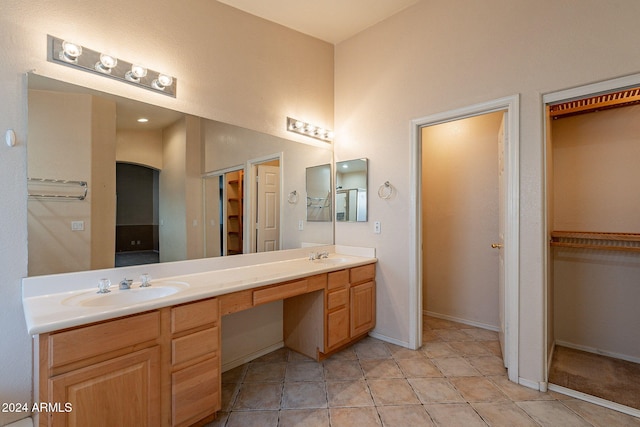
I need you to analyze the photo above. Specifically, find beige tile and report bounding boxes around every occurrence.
[354,340,392,360]
[225,410,279,427]
[481,340,503,358]
[329,407,381,427]
[254,347,289,363]
[488,375,554,401]
[368,378,421,406]
[278,409,330,427]
[288,350,316,362]
[562,399,640,427]
[396,357,443,378]
[517,401,593,426]
[282,381,327,409]
[422,330,442,343]
[244,361,287,382]
[377,405,436,427]
[203,411,228,427]
[467,355,507,376]
[434,329,474,342]
[461,328,499,341]
[421,341,459,358]
[233,382,283,410]
[326,379,374,407]
[386,342,424,359]
[424,402,489,426]
[360,359,404,379]
[448,341,493,356]
[425,317,462,330]
[323,359,363,380]
[222,365,246,383]
[449,377,508,403]
[326,346,358,361]
[220,382,239,412]
[471,402,538,426]
[432,357,481,377]
[285,361,324,382]
[407,378,464,404]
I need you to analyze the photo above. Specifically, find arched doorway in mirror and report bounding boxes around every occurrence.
[115,162,160,267]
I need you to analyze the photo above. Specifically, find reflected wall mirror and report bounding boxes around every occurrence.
[27,73,333,277]
[335,158,368,222]
[306,164,332,222]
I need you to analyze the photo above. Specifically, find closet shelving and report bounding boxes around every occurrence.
[550,231,640,253]
[226,172,243,255]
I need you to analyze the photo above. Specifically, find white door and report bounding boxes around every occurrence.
[496,113,507,367]
[256,165,280,252]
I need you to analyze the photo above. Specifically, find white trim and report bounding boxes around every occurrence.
[555,340,640,365]
[518,376,542,391]
[368,331,410,348]
[410,95,520,383]
[548,384,640,419]
[424,311,499,332]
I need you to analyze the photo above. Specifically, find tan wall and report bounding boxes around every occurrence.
[552,105,640,359]
[335,0,640,385]
[422,112,503,329]
[116,129,164,170]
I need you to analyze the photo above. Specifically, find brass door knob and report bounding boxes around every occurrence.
[491,243,503,249]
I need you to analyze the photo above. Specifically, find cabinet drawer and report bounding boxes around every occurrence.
[49,311,160,368]
[253,279,308,306]
[350,263,375,284]
[220,289,252,315]
[327,288,348,310]
[172,356,220,427]
[172,326,219,366]
[172,298,219,334]
[328,269,349,290]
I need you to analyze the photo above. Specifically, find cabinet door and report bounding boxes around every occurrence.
[48,346,161,427]
[326,305,349,350]
[350,281,376,338]
[172,357,220,427]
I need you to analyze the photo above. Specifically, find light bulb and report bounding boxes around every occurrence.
[125,65,147,82]
[60,41,82,62]
[152,73,173,90]
[95,53,117,74]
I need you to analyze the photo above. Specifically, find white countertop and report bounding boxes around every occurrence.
[22,246,376,335]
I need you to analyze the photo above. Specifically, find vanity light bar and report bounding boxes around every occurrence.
[47,35,176,97]
[287,117,333,143]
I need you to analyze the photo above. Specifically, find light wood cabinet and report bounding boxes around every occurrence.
[38,299,220,427]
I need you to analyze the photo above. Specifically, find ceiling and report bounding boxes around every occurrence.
[216,0,420,44]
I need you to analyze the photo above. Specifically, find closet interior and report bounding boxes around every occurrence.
[547,87,640,411]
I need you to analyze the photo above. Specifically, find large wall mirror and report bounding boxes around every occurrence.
[27,73,334,276]
[335,158,368,222]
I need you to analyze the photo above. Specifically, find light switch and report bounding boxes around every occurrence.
[71,221,84,231]
[374,221,381,234]
[298,220,304,231]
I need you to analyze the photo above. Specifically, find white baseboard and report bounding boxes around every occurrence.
[548,383,640,419]
[368,330,410,348]
[518,376,542,391]
[424,310,499,332]
[221,341,285,373]
[555,340,640,364]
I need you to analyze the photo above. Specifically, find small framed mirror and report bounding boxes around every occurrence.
[306,164,332,222]
[335,158,368,222]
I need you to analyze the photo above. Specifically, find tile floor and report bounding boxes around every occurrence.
[205,316,640,426]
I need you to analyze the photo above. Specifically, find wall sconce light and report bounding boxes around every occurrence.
[286,117,333,142]
[48,35,177,97]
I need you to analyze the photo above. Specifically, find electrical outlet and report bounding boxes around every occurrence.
[374,221,381,234]
[71,221,84,231]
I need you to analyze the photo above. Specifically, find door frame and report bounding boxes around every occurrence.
[410,95,520,383]
[542,72,640,390]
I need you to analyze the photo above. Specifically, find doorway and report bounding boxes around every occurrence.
[411,95,520,383]
[115,162,160,267]
[247,156,281,253]
[544,76,640,416]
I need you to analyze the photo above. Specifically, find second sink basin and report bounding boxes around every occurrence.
[62,281,190,307]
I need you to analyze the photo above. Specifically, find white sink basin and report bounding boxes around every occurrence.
[62,281,189,307]
[313,257,349,265]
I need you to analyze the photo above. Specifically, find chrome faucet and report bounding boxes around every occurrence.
[119,278,133,290]
[309,251,330,260]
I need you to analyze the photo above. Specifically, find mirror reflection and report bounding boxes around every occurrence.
[27,73,333,276]
[335,158,368,222]
[305,164,332,222]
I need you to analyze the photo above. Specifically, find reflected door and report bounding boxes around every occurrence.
[256,165,280,252]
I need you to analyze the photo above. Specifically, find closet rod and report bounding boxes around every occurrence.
[550,231,640,253]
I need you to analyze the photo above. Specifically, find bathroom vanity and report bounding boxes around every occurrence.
[24,247,376,427]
